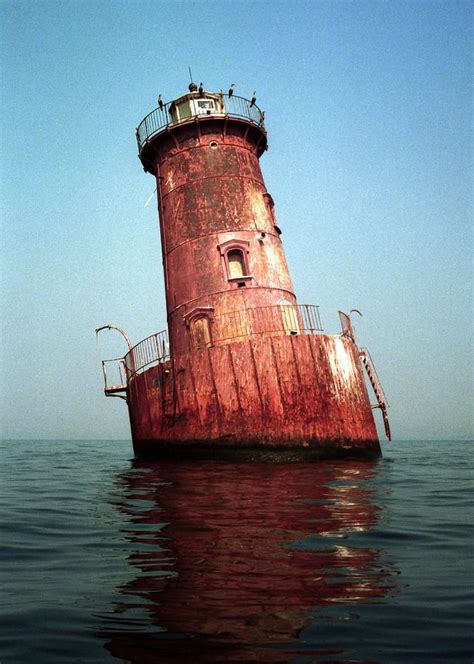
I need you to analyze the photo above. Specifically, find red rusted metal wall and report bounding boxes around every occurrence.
[128,333,379,458]
[141,118,296,356]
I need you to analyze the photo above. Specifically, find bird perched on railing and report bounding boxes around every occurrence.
[228,83,235,97]
[158,94,164,111]
[198,82,204,95]
[250,91,257,107]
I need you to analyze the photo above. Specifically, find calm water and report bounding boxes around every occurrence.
[1,439,472,663]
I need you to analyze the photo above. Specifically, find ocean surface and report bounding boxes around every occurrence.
[0,439,472,663]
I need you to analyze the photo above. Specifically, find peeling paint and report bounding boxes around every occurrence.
[327,336,358,400]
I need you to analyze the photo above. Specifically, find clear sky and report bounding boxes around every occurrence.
[1,0,472,442]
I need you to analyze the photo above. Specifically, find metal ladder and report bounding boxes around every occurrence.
[101,358,128,401]
[359,347,391,441]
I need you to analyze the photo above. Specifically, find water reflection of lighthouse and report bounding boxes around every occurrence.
[99,461,398,662]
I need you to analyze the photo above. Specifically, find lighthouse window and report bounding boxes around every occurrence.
[174,100,192,121]
[217,239,252,284]
[227,250,246,279]
[192,316,212,349]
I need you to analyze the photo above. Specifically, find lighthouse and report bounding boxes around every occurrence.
[98,82,390,459]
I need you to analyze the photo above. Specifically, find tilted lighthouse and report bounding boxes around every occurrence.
[98,82,390,459]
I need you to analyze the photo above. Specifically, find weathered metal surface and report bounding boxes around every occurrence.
[121,304,322,377]
[127,333,380,458]
[143,116,289,358]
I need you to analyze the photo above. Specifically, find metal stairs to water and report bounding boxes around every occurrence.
[359,348,392,441]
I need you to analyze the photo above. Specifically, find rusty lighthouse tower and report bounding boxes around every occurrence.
[98,82,390,459]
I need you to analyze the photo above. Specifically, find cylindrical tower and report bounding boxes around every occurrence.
[138,84,296,355]
[97,82,390,459]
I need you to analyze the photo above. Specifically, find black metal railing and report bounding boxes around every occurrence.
[136,94,265,152]
[123,304,322,379]
[124,328,170,379]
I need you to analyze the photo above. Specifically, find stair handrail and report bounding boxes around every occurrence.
[359,347,391,441]
[359,347,389,408]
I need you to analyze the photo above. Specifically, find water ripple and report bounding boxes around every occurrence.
[1,440,473,663]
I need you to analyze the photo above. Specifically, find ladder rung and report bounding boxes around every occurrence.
[105,385,127,394]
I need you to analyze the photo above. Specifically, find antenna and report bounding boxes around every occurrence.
[187,67,198,92]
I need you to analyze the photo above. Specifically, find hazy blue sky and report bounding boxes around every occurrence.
[1,0,472,442]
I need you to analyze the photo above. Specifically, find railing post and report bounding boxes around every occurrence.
[137,95,265,153]
[122,305,323,375]
[101,360,108,391]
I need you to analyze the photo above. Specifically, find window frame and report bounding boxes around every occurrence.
[217,239,252,284]
[184,307,215,350]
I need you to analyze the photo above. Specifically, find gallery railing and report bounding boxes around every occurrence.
[123,304,322,380]
[206,303,322,345]
[136,94,265,152]
[124,328,170,378]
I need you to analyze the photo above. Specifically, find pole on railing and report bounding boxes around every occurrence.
[95,324,132,350]
[101,360,108,391]
[95,324,135,377]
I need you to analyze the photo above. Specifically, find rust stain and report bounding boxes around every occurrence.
[128,335,378,453]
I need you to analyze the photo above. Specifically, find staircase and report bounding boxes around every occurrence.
[359,348,391,441]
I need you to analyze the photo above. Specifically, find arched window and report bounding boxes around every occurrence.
[227,249,246,279]
[192,316,212,349]
[217,239,252,286]
[184,307,214,350]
